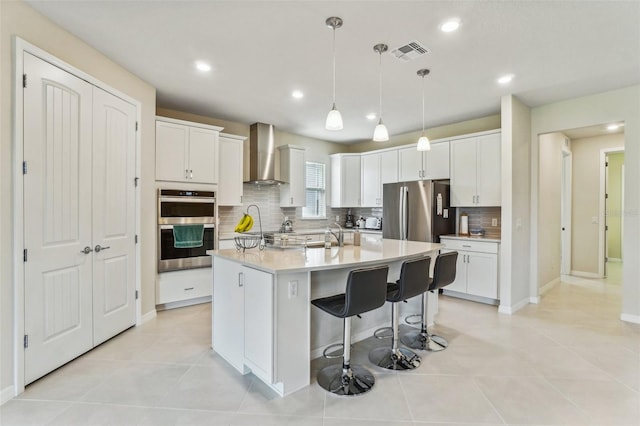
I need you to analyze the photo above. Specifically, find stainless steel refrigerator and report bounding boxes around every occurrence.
[382,180,455,242]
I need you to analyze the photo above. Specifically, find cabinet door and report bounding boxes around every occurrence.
[398,146,423,181]
[188,127,218,184]
[361,153,381,207]
[465,252,498,299]
[442,249,467,293]
[217,136,244,206]
[243,266,274,383]
[450,137,477,206]
[212,258,245,372]
[280,148,305,206]
[476,133,501,206]
[380,150,398,184]
[156,121,188,182]
[343,155,362,207]
[423,141,450,180]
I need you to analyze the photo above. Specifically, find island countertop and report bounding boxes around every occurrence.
[207,238,442,274]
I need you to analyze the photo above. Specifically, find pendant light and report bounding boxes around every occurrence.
[416,68,431,151]
[373,43,389,142]
[325,17,343,130]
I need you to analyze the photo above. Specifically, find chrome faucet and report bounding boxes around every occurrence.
[330,222,344,247]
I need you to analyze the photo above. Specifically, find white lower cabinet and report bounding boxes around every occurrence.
[440,237,499,302]
[156,268,212,305]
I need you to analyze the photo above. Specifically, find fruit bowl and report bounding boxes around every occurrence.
[234,235,263,252]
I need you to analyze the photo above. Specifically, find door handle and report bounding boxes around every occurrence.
[190,169,193,179]
[94,245,111,253]
[238,272,244,287]
[81,246,93,254]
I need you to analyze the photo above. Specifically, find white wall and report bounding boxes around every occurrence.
[530,85,640,323]
[500,95,531,313]
[537,132,564,288]
[570,134,624,274]
[607,152,624,260]
[1,0,156,397]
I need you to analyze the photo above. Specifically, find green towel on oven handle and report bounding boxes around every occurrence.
[173,224,204,248]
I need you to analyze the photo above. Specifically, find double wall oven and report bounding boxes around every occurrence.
[157,189,216,272]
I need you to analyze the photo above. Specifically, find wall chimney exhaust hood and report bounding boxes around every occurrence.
[245,122,283,185]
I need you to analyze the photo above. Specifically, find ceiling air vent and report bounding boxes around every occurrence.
[391,40,430,61]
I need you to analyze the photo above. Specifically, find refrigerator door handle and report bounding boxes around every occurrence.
[401,186,409,240]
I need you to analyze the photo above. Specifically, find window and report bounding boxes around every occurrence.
[302,161,326,219]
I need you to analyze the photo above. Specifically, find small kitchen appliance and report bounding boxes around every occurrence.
[345,209,354,228]
[364,217,382,230]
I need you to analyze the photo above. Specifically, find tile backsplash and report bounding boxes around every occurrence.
[456,206,501,239]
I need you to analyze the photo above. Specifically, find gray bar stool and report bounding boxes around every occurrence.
[311,265,389,396]
[369,256,431,370]
[402,251,458,351]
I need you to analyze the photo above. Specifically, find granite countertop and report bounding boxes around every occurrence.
[440,234,501,243]
[207,238,441,274]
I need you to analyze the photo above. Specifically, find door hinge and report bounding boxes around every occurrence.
[135,121,138,131]
[134,177,139,187]
[606,225,609,231]
[23,74,27,88]
[605,193,609,199]
[24,335,28,348]
[23,249,27,262]
[23,161,27,175]
[135,290,139,300]
[135,234,138,244]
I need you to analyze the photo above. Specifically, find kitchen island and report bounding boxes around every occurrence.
[207,237,441,396]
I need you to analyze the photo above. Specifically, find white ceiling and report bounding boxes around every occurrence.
[26,1,640,144]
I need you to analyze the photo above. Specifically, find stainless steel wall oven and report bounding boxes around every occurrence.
[158,189,215,272]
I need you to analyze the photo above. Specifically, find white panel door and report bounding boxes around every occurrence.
[188,127,218,184]
[23,53,94,384]
[243,266,274,383]
[465,252,498,299]
[91,87,137,346]
[442,249,467,293]
[155,121,188,182]
[423,141,450,180]
[288,148,306,205]
[450,138,477,206]
[380,150,398,184]
[398,146,423,181]
[217,136,244,206]
[476,133,502,206]
[361,153,381,207]
[342,155,361,206]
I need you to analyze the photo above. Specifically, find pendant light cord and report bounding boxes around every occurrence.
[332,27,336,104]
[421,74,425,133]
[378,51,383,119]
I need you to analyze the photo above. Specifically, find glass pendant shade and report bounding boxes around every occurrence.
[373,119,389,142]
[325,104,343,130]
[417,135,431,151]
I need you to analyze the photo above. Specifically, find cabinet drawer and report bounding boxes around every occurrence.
[157,268,212,304]
[440,238,499,254]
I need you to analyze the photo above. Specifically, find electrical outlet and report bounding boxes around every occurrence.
[288,280,298,298]
[491,218,498,227]
[336,215,340,221]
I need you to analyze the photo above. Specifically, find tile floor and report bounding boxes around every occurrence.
[2,263,639,425]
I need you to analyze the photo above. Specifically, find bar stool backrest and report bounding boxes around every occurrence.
[394,257,431,301]
[344,265,389,317]
[430,251,458,291]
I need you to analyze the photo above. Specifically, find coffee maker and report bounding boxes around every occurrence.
[345,209,354,228]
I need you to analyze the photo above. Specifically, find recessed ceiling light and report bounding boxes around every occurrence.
[195,61,211,72]
[366,113,377,120]
[607,123,621,131]
[497,74,515,85]
[292,90,304,99]
[440,19,460,33]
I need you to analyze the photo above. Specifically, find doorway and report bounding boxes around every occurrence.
[602,150,625,277]
[561,146,572,275]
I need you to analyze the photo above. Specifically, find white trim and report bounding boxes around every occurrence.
[540,277,560,296]
[620,313,640,324]
[529,296,540,304]
[141,309,158,324]
[13,37,143,395]
[607,258,623,263]
[1,386,15,406]
[570,270,603,279]
[156,115,223,132]
[498,297,529,314]
[599,147,624,277]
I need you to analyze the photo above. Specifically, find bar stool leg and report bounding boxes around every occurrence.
[317,317,376,396]
[369,302,421,370]
[401,291,447,351]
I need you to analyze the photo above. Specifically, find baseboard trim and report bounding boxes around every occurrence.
[140,309,157,324]
[540,277,560,296]
[498,298,529,315]
[608,258,622,263]
[620,313,640,324]
[1,385,14,406]
[570,270,603,279]
[156,296,211,311]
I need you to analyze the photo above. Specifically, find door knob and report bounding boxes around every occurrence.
[81,246,93,254]
[94,245,111,253]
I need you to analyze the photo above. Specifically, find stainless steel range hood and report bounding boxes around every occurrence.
[244,122,283,185]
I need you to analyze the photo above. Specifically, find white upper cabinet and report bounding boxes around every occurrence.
[331,153,361,207]
[450,131,501,207]
[217,133,245,206]
[155,117,222,184]
[398,141,450,182]
[361,150,398,207]
[278,145,306,207]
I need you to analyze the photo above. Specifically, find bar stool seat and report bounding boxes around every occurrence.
[311,265,389,396]
[369,257,431,371]
[402,251,458,351]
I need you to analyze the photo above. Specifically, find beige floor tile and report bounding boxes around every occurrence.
[238,377,325,418]
[47,402,147,425]
[137,407,237,425]
[568,345,640,391]
[0,400,72,426]
[475,376,592,425]
[229,413,324,425]
[323,418,415,426]
[85,330,163,361]
[132,334,211,365]
[399,374,503,424]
